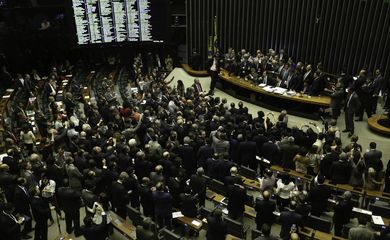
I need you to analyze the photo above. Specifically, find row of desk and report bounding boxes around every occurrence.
[270,165,390,202]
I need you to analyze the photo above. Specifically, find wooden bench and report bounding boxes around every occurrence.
[109,211,137,240]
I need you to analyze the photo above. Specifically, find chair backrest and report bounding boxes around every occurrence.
[251,229,262,240]
[162,228,182,240]
[370,203,390,219]
[304,215,332,233]
[210,179,226,195]
[127,206,143,226]
[239,165,257,180]
[225,216,244,238]
[245,194,254,207]
[201,174,211,186]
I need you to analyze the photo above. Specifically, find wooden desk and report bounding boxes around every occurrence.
[226,234,242,240]
[365,189,390,201]
[367,115,390,136]
[270,165,314,182]
[219,69,330,107]
[240,175,260,191]
[181,64,209,77]
[314,230,346,240]
[206,189,256,219]
[109,211,137,240]
[174,214,203,231]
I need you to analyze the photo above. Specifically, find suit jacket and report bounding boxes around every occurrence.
[364,150,383,172]
[261,142,280,164]
[80,214,108,240]
[136,226,158,240]
[348,225,374,240]
[333,199,352,225]
[65,164,83,190]
[197,145,214,168]
[279,211,302,240]
[330,88,345,109]
[0,212,21,240]
[206,215,227,240]
[189,175,207,205]
[111,181,129,210]
[226,184,246,216]
[255,198,276,225]
[176,144,197,175]
[152,190,172,217]
[280,143,300,169]
[57,186,82,213]
[237,141,257,167]
[345,92,361,113]
[329,160,352,184]
[308,184,331,216]
[13,185,30,215]
[179,193,198,218]
[30,196,50,222]
[82,189,98,214]
[139,184,154,214]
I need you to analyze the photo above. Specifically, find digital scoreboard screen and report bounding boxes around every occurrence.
[70,0,168,45]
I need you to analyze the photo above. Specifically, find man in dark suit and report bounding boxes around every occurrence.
[329,153,352,184]
[333,191,353,237]
[179,186,198,218]
[363,142,383,172]
[57,180,82,235]
[189,167,207,206]
[176,137,197,176]
[302,64,314,86]
[237,135,258,171]
[261,138,280,165]
[353,70,368,121]
[206,208,227,240]
[111,172,130,219]
[308,71,326,96]
[192,78,204,95]
[197,139,214,168]
[224,166,243,187]
[343,88,361,137]
[280,137,299,169]
[30,187,51,240]
[0,203,23,240]
[307,175,332,216]
[279,202,303,240]
[81,183,99,217]
[226,183,247,220]
[330,84,345,122]
[136,217,158,240]
[139,177,154,217]
[255,191,276,230]
[13,177,32,239]
[79,211,108,240]
[152,182,173,229]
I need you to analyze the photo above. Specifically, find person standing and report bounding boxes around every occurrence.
[208,53,220,94]
[13,177,32,239]
[255,191,276,230]
[0,202,23,240]
[333,191,353,237]
[343,88,361,137]
[206,208,227,240]
[57,180,82,235]
[30,188,50,240]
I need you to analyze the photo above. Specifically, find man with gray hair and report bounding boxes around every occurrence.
[333,191,353,237]
[111,172,130,218]
[280,136,299,169]
[189,167,207,206]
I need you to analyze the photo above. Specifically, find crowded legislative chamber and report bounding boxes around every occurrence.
[1,0,390,240]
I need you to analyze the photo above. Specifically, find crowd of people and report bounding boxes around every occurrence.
[0,52,389,240]
[203,48,389,137]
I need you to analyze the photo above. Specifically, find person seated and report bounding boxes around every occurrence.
[247,68,260,84]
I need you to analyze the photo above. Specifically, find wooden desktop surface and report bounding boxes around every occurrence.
[109,211,136,240]
[219,69,331,107]
[181,64,209,77]
[367,114,390,136]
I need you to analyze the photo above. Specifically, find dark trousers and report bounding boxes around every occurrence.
[21,211,32,235]
[372,96,379,114]
[334,222,343,237]
[34,219,48,240]
[209,71,218,92]
[332,108,341,121]
[64,210,80,235]
[228,211,243,221]
[357,96,372,119]
[345,110,355,133]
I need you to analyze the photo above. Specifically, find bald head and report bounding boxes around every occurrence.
[263,190,270,200]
